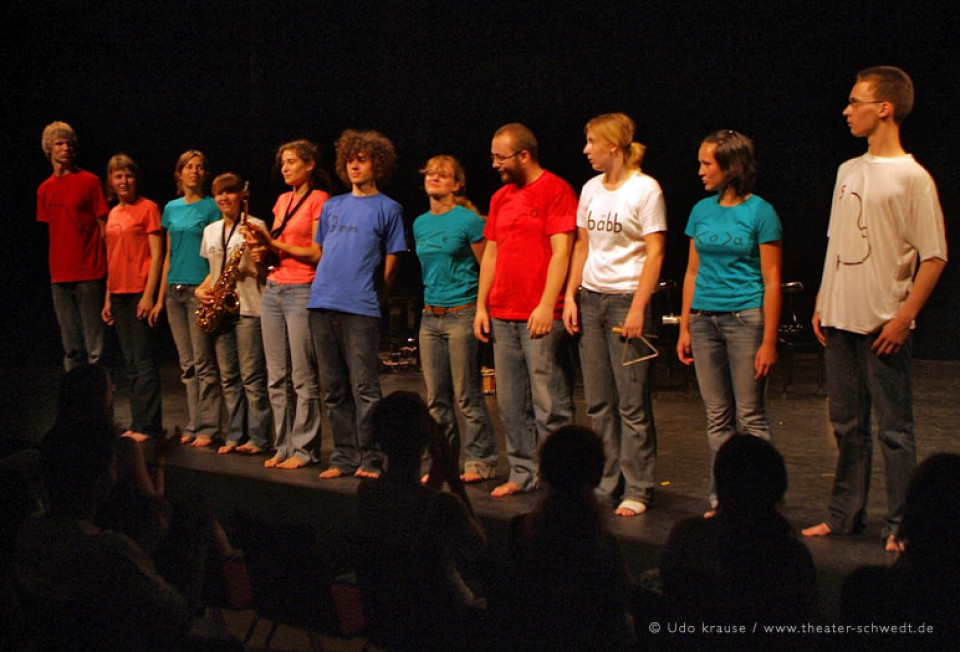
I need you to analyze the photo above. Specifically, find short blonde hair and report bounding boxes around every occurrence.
[585,113,645,171]
[41,121,76,160]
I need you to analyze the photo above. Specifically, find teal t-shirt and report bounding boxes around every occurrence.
[161,196,220,285]
[413,205,485,307]
[684,194,782,312]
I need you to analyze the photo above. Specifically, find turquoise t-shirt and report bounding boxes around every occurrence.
[413,205,485,307]
[161,196,220,285]
[684,194,782,312]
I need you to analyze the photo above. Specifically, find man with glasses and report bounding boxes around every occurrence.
[474,123,577,496]
[804,67,947,551]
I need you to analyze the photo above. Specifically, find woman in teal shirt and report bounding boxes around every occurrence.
[676,131,782,515]
[413,155,498,483]
[152,150,222,446]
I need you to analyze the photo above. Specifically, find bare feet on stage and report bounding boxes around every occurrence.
[355,469,380,479]
[801,522,833,537]
[180,433,196,445]
[491,481,521,497]
[615,500,647,517]
[885,534,904,554]
[264,456,284,468]
[218,443,238,455]
[121,431,150,443]
[319,467,345,479]
[275,457,308,470]
[235,443,264,455]
[191,437,214,448]
[703,510,717,519]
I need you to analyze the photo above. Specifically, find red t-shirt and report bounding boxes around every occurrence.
[483,170,577,320]
[36,169,109,283]
[105,197,163,293]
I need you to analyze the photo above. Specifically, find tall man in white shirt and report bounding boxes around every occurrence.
[803,66,947,551]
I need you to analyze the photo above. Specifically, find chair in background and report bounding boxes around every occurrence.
[777,281,824,395]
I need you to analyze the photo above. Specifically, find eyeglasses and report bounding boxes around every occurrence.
[490,151,523,163]
[847,98,884,109]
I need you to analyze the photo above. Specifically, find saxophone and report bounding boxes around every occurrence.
[196,183,250,334]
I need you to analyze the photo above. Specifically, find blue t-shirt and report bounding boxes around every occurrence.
[161,196,220,285]
[413,205,485,307]
[308,193,406,317]
[684,194,782,312]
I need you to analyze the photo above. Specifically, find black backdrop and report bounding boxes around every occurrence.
[3,1,957,363]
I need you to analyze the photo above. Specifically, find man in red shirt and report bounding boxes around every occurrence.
[36,122,108,370]
[474,123,577,496]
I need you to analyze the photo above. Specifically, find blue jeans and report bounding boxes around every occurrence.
[492,318,574,491]
[165,284,221,439]
[690,307,771,504]
[110,292,163,436]
[51,280,105,371]
[419,307,497,472]
[213,315,272,449]
[311,309,383,473]
[260,281,321,462]
[578,290,656,505]
[823,328,915,538]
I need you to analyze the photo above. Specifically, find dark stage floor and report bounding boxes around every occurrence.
[3,351,959,623]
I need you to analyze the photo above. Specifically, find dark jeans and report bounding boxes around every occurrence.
[824,327,915,538]
[111,292,162,436]
[310,309,383,473]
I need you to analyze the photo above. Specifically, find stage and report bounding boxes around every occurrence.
[4,351,959,626]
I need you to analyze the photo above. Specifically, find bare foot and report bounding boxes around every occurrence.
[236,444,264,455]
[264,456,284,468]
[355,469,380,479]
[460,471,486,484]
[616,500,647,517]
[276,457,308,470]
[801,522,833,537]
[421,473,430,484]
[122,431,151,443]
[319,467,345,479]
[491,481,521,497]
[191,437,213,448]
[218,443,238,455]
[180,433,196,445]
[885,534,904,553]
[703,510,717,519]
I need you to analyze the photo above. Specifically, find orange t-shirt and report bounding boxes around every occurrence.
[105,197,162,293]
[268,189,329,285]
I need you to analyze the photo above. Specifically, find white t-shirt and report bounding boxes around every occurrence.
[576,171,667,293]
[816,154,947,334]
[199,216,267,317]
